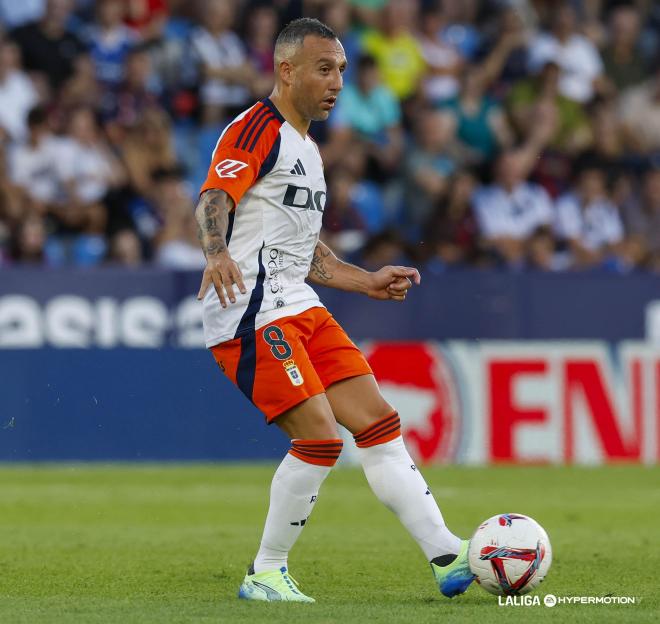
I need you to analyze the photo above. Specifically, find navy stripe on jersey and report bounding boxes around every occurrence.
[235,243,266,400]
[257,133,281,180]
[225,211,235,246]
[246,114,276,153]
[235,243,266,338]
[234,105,268,150]
[236,333,257,401]
[261,97,286,123]
[238,108,271,151]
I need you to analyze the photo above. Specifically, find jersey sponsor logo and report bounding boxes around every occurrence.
[215,158,249,178]
[282,184,326,212]
[267,248,284,295]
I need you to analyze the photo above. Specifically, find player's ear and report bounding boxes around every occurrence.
[278,60,294,87]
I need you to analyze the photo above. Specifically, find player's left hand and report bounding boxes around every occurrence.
[366,266,421,302]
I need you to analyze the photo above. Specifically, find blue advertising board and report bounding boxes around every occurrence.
[0,268,658,461]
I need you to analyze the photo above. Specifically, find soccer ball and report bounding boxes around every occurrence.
[468,513,552,596]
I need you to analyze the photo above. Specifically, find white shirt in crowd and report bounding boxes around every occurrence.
[528,33,603,103]
[9,136,63,204]
[473,182,553,240]
[0,70,38,142]
[555,193,624,250]
[156,241,206,269]
[190,28,249,107]
[56,139,116,204]
[418,38,461,102]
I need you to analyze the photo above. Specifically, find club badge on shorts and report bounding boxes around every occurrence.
[283,359,304,386]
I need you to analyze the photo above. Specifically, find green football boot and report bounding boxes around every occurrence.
[238,565,315,603]
[430,540,476,598]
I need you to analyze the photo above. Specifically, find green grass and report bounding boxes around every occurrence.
[0,464,658,623]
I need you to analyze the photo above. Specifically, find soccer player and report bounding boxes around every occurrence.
[194,18,474,603]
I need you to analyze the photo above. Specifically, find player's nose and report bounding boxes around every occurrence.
[329,69,343,92]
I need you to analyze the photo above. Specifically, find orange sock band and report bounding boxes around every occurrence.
[353,412,401,448]
[288,438,344,466]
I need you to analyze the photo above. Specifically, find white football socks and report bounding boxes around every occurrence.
[356,431,461,561]
[252,439,342,573]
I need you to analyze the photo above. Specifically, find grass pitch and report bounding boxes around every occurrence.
[0,464,658,624]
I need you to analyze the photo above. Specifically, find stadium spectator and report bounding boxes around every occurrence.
[601,5,651,93]
[355,228,409,272]
[507,59,591,154]
[330,53,404,180]
[153,167,205,269]
[123,0,167,42]
[84,0,136,92]
[360,0,425,101]
[322,0,361,85]
[107,227,142,265]
[323,167,386,255]
[415,4,463,104]
[34,106,125,266]
[137,9,189,100]
[526,226,567,272]
[437,0,481,61]
[619,65,660,154]
[189,0,255,125]
[11,0,85,89]
[244,4,277,98]
[583,98,627,177]
[440,65,512,164]
[554,161,626,270]
[473,149,553,267]
[424,170,478,268]
[10,214,47,263]
[56,106,125,210]
[103,44,162,134]
[0,38,39,142]
[9,106,62,214]
[404,108,457,226]
[623,168,660,272]
[528,2,604,103]
[121,106,177,201]
[0,141,22,227]
[58,53,102,112]
[476,4,530,96]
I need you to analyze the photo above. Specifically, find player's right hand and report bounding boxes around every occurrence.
[197,252,247,308]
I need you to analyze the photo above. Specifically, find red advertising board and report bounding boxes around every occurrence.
[339,342,660,465]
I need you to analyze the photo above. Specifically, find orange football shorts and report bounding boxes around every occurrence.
[210,306,373,422]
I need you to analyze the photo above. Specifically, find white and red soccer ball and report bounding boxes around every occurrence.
[468,513,552,595]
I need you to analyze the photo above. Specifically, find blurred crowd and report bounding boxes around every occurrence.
[0,0,659,273]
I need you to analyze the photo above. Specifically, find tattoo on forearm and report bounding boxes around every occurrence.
[195,189,230,257]
[309,245,334,283]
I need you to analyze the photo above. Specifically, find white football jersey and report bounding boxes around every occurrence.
[200,98,326,347]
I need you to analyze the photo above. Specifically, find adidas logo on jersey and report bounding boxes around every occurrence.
[289,159,307,176]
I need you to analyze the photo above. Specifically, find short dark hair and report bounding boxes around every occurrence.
[357,54,377,71]
[27,106,48,128]
[276,18,337,50]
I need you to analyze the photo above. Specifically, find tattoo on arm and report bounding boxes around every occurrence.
[195,189,232,257]
[309,244,334,283]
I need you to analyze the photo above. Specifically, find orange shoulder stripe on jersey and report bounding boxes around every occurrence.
[199,103,283,206]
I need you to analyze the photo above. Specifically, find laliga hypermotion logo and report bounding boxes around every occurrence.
[480,541,546,595]
[363,343,462,462]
